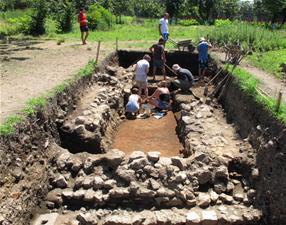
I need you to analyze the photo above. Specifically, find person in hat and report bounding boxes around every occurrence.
[171,64,194,93]
[197,37,212,77]
[149,38,166,81]
[78,8,89,45]
[135,54,151,100]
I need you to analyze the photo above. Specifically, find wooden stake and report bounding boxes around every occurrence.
[275,91,283,112]
[116,37,118,51]
[96,41,101,63]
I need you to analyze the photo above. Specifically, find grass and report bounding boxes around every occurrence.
[247,49,286,80]
[229,66,286,124]
[0,115,23,136]
[49,20,200,42]
[0,59,97,136]
[23,96,47,115]
[198,22,286,52]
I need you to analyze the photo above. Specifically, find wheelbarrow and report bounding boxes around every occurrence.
[168,38,196,52]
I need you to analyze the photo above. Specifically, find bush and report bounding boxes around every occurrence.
[87,3,113,31]
[49,0,75,33]
[7,15,32,34]
[29,0,48,35]
[178,19,200,26]
[214,19,232,26]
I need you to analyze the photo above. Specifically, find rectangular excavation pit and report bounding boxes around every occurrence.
[44,50,283,225]
[2,50,286,225]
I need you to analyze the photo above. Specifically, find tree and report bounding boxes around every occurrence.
[109,0,134,23]
[197,0,216,24]
[262,0,286,24]
[216,0,240,20]
[165,0,184,23]
[238,1,254,21]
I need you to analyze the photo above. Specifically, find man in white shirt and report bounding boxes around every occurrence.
[135,54,151,99]
[159,13,169,45]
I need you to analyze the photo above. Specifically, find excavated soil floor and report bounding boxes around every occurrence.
[112,111,183,157]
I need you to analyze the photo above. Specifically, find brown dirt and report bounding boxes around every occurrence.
[211,50,286,104]
[0,39,113,123]
[112,111,183,157]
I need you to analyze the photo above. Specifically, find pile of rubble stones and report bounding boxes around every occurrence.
[41,148,261,224]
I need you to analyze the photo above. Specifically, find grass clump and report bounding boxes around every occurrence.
[229,66,286,125]
[0,115,23,136]
[75,59,97,79]
[23,96,47,115]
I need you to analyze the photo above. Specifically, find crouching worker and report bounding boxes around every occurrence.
[125,87,142,119]
[171,64,194,93]
[148,81,171,111]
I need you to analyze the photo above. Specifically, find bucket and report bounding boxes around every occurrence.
[142,104,151,116]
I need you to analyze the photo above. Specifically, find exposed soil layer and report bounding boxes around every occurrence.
[0,50,285,225]
[112,111,183,157]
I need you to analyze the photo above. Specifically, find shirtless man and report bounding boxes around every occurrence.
[148,81,171,110]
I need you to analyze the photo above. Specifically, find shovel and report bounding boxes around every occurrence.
[203,68,224,96]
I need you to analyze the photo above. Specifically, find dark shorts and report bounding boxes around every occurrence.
[199,60,208,69]
[153,59,164,68]
[80,25,89,32]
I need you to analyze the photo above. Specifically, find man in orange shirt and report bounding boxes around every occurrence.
[78,8,89,45]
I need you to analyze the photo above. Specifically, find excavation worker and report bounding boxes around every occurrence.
[171,64,194,93]
[197,37,212,77]
[135,54,151,100]
[159,13,169,44]
[125,87,142,118]
[149,38,166,81]
[148,81,171,110]
[78,8,89,45]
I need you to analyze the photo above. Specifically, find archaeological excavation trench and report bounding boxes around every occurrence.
[0,50,286,225]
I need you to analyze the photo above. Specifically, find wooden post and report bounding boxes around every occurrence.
[96,41,101,63]
[275,91,283,112]
[116,37,118,51]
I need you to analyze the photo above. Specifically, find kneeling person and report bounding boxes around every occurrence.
[125,88,142,117]
[171,64,194,93]
[148,81,171,110]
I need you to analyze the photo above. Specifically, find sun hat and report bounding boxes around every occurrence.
[200,37,206,42]
[172,64,181,71]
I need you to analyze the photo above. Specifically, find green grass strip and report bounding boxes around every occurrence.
[228,66,286,125]
[0,115,24,136]
[0,59,97,136]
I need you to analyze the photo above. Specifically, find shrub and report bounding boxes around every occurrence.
[49,0,75,33]
[214,19,232,26]
[87,3,113,31]
[29,0,48,35]
[7,15,32,34]
[178,19,200,26]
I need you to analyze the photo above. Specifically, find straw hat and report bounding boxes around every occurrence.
[172,64,181,71]
[200,37,206,42]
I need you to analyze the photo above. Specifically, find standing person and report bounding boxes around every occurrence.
[197,37,212,77]
[149,38,166,81]
[125,87,142,118]
[159,13,169,45]
[135,54,151,100]
[148,81,171,110]
[171,64,194,93]
[78,8,89,45]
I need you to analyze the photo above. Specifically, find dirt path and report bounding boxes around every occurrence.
[0,39,114,123]
[211,50,286,105]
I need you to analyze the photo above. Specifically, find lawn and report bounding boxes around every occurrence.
[247,49,286,80]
